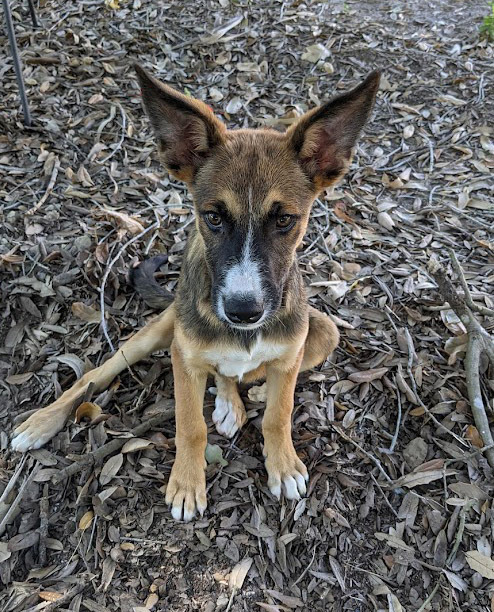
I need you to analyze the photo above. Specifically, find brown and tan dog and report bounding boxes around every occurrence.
[11,65,380,521]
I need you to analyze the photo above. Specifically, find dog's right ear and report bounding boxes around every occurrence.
[135,64,226,182]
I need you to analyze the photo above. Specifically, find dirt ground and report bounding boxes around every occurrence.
[1,0,494,610]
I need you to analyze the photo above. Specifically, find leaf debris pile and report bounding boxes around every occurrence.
[1,0,494,610]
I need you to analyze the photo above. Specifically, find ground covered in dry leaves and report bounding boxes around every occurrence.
[1,0,494,610]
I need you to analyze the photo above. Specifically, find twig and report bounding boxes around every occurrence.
[52,410,174,483]
[38,483,50,567]
[121,536,174,546]
[98,102,127,164]
[449,249,494,318]
[331,424,395,485]
[387,375,402,453]
[446,500,472,566]
[21,580,88,612]
[416,578,441,612]
[0,461,41,535]
[429,255,494,467]
[404,327,469,449]
[464,338,494,465]
[99,221,159,352]
[26,156,60,216]
[369,472,398,517]
[292,543,318,587]
[224,588,236,612]
[0,454,27,505]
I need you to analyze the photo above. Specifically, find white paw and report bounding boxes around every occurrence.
[266,453,309,500]
[212,396,246,438]
[165,462,207,522]
[11,409,68,452]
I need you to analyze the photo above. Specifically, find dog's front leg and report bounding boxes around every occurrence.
[262,349,308,501]
[166,340,208,521]
[11,305,176,452]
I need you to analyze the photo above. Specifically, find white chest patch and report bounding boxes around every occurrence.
[202,337,287,379]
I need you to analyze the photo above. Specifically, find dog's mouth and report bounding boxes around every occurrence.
[223,311,272,331]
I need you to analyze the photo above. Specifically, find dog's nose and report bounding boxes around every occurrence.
[224,295,264,325]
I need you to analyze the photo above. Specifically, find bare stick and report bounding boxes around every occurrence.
[52,409,174,484]
[416,579,441,612]
[331,424,394,484]
[21,580,88,612]
[38,483,49,566]
[0,461,40,535]
[99,221,158,352]
[464,336,494,466]
[448,249,494,318]
[404,328,468,448]
[429,255,494,468]
[99,103,127,164]
[388,377,402,453]
[26,156,60,216]
[0,453,27,505]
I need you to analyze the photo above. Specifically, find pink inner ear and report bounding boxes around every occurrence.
[162,116,209,168]
[301,125,344,178]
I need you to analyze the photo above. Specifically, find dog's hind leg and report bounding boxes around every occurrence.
[212,374,247,438]
[11,305,176,452]
[300,306,339,372]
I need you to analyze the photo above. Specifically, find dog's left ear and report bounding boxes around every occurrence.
[135,64,226,182]
[286,71,380,190]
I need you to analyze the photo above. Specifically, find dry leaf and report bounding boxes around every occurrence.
[465,425,484,448]
[324,507,350,528]
[79,510,94,531]
[465,551,494,579]
[374,532,414,552]
[145,593,159,609]
[6,372,34,385]
[348,367,388,383]
[71,302,101,323]
[100,453,124,485]
[95,209,145,235]
[121,438,153,453]
[247,383,267,402]
[39,592,63,602]
[0,542,11,562]
[75,402,102,424]
[393,469,455,488]
[205,444,228,467]
[228,557,253,591]
[301,43,330,62]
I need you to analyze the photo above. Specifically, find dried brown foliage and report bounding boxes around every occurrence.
[1,0,494,610]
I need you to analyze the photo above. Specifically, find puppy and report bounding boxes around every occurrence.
[12,65,380,521]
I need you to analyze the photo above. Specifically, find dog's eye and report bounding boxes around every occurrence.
[204,212,222,229]
[276,214,295,230]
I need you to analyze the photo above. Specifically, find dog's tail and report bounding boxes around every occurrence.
[128,255,174,310]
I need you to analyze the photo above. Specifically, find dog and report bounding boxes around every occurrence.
[11,65,380,521]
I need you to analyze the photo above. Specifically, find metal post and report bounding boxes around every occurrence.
[26,0,38,28]
[2,0,32,126]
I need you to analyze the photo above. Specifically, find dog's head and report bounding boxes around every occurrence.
[136,65,379,330]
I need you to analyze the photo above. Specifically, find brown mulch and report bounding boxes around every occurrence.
[1,0,494,610]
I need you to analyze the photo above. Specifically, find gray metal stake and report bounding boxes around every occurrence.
[2,0,32,126]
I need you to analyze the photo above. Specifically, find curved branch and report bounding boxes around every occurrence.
[465,335,494,467]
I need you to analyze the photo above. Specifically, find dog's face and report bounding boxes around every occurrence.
[136,65,379,330]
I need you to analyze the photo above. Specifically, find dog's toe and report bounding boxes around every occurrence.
[11,408,69,453]
[265,447,308,501]
[165,458,207,522]
[212,396,246,438]
[11,430,39,453]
